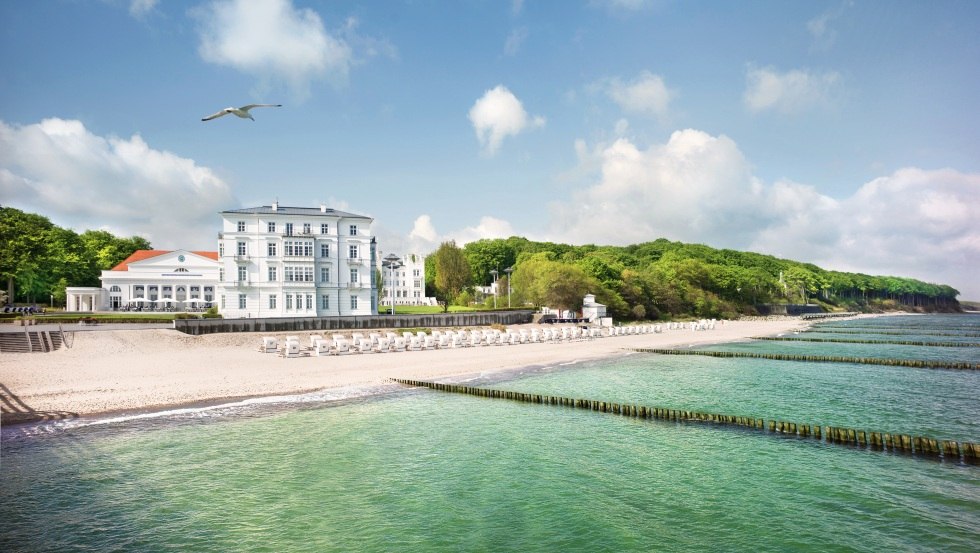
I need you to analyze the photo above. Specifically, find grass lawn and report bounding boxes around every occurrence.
[390,305,479,315]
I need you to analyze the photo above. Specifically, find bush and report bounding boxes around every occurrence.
[202,306,222,319]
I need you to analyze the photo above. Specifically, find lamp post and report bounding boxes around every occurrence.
[504,267,513,308]
[489,269,498,309]
[381,253,403,315]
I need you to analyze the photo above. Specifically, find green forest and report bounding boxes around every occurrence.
[1,206,150,305]
[427,236,961,320]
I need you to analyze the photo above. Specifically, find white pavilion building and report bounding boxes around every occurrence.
[65,249,219,312]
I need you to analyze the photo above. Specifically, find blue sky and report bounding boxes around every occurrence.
[1,0,978,298]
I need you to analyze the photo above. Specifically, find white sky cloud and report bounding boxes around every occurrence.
[128,0,158,19]
[753,167,980,295]
[504,27,529,56]
[744,66,841,114]
[807,2,851,52]
[0,118,235,250]
[605,71,674,119]
[468,85,545,156]
[542,130,979,298]
[193,0,352,99]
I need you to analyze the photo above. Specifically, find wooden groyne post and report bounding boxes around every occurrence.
[392,379,978,465]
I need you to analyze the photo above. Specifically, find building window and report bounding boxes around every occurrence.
[110,285,121,292]
[320,267,330,282]
[283,240,313,257]
[173,267,189,273]
[269,294,277,309]
[349,225,357,236]
[350,268,358,283]
[285,222,293,236]
[285,294,292,310]
[238,266,247,282]
[219,243,224,257]
[268,243,277,257]
[237,242,246,256]
[268,266,277,282]
[190,286,200,293]
[348,245,358,259]
[219,268,224,282]
[237,221,246,232]
[303,223,311,234]
[221,295,226,309]
[306,294,313,310]
[321,295,329,309]
[283,266,314,282]
[321,223,329,234]
[414,279,421,289]
[350,296,358,310]
[320,243,330,258]
[268,222,276,233]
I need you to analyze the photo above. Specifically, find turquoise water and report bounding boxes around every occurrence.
[2,314,978,552]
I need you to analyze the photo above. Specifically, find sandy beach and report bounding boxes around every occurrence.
[0,318,815,424]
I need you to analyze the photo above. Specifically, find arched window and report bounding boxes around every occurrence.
[109,285,122,292]
[173,267,189,273]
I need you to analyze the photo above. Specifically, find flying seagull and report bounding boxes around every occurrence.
[201,104,282,122]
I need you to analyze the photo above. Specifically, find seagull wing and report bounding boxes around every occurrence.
[240,104,283,112]
[201,109,231,121]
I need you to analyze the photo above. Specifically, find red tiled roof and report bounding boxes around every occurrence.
[110,250,219,271]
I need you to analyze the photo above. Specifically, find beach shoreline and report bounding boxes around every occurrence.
[1,316,872,426]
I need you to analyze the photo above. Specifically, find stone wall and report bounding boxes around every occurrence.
[173,310,536,335]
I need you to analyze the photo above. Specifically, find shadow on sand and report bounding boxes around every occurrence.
[1,383,78,425]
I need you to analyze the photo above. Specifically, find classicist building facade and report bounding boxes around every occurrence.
[215,203,377,318]
[65,249,219,312]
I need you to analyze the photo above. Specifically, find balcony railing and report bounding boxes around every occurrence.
[234,280,249,288]
[234,254,249,262]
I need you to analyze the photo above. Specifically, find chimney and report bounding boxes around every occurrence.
[320,204,327,213]
[272,201,278,211]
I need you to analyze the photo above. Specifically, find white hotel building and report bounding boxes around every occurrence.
[216,203,377,318]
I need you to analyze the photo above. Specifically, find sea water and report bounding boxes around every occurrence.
[1,314,978,552]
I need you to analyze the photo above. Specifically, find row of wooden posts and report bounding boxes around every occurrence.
[393,379,978,464]
[629,348,980,371]
[807,329,980,338]
[752,336,980,348]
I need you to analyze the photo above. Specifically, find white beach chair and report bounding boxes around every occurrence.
[357,339,373,353]
[313,338,331,356]
[437,333,451,348]
[259,336,278,353]
[281,338,300,358]
[377,337,391,353]
[332,334,351,355]
[392,337,407,352]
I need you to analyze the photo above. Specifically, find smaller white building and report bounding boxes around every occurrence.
[378,252,435,308]
[581,294,607,322]
[66,249,219,312]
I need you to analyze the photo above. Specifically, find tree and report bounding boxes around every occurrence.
[512,253,596,314]
[432,241,471,312]
[0,207,54,303]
